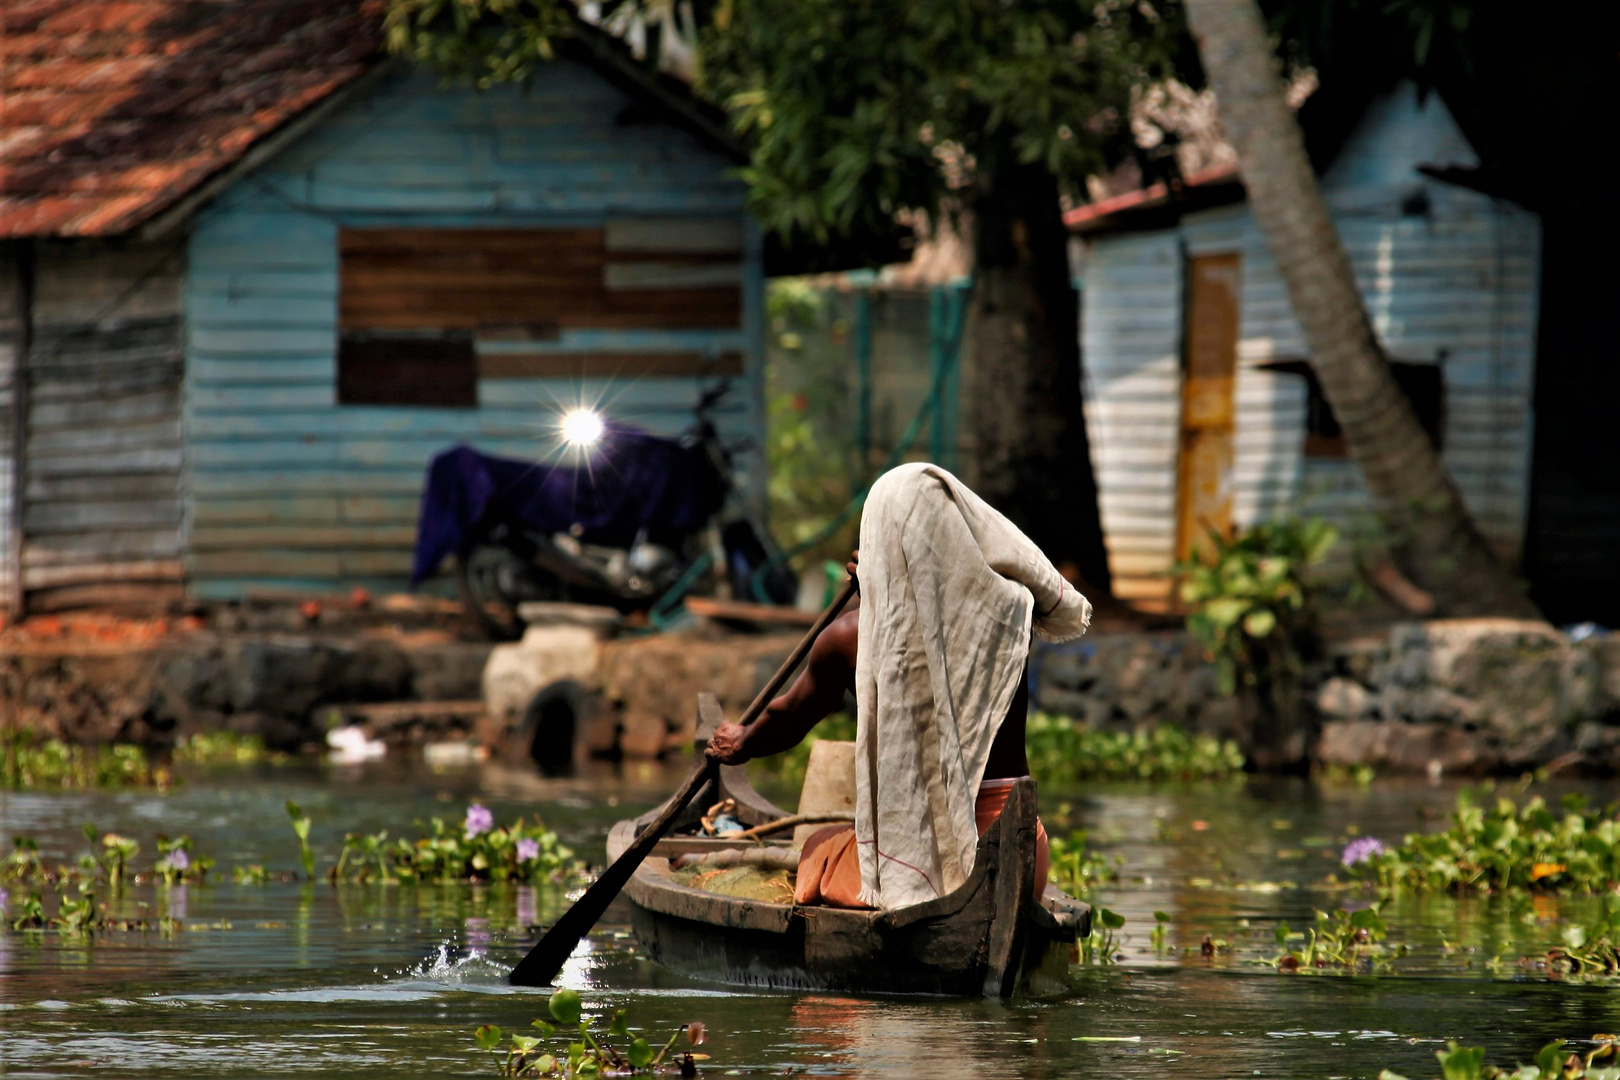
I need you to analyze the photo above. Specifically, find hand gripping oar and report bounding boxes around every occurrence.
[508,577,859,987]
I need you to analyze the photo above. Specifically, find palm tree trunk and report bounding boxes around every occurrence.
[1183,0,1536,617]
[964,161,1113,595]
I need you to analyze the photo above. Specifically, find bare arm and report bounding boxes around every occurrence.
[705,609,857,765]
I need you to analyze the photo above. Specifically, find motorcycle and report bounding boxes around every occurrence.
[412,383,796,640]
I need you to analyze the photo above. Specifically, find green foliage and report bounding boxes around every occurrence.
[3,829,209,887]
[1175,518,1338,696]
[173,731,280,766]
[329,808,581,884]
[1350,791,1620,894]
[286,801,316,880]
[703,0,1188,245]
[1,733,166,790]
[1380,1037,1620,1080]
[1081,906,1127,965]
[474,1001,707,1077]
[765,389,857,564]
[1026,713,1246,783]
[1544,897,1620,980]
[747,712,856,794]
[384,0,575,89]
[1270,905,1392,973]
[1047,830,1120,897]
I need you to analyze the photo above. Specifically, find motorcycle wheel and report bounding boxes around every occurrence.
[454,542,559,641]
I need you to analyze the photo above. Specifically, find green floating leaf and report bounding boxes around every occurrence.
[474,1024,502,1051]
[627,1037,654,1068]
[549,988,582,1026]
[608,1009,630,1038]
[1097,907,1126,930]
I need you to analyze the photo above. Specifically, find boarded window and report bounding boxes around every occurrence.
[1263,359,1444,458]
[337,334,477,407]
[336,226,745,395]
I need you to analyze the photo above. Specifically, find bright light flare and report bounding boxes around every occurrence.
[560,408,605,448]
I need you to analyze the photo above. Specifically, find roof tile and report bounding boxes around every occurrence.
[0,0,383,237]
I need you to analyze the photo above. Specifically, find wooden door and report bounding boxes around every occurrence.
[1175,254,1241,562]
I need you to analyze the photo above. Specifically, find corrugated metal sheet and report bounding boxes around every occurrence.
[1079,231,1182,603]
[1079,86,1541,596]
[17,241,186,610]
[183,64,762,600]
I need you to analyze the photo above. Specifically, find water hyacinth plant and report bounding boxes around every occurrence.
[1347,791,1620,893]
[1047,830,1120,896]
[474,989,706,1077]
[331,805,580,884]
[1270,905,1394,973]
[1382,1038,1620,1080]
[1025,714,1245,783]
[3,829,211,887]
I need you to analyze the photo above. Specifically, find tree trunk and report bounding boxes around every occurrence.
[963,161,1113,595]
[1183,0,1536,617]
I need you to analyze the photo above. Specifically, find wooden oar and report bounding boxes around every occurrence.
[508,576,859,987]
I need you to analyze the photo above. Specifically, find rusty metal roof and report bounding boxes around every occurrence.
[0,0,383,238]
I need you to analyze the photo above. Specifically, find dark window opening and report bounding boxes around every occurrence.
[1261,358,1444,458]
[337,333,477,408]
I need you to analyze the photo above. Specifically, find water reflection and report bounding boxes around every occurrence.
[5,765,1620,1078]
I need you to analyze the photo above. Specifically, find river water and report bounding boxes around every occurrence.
[4,759,1619,1079]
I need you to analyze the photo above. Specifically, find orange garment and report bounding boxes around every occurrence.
[794,778,1049,907]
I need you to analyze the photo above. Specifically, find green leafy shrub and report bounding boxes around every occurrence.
[1026,713,1245,783]
[173,731,281,766]
[1175,518,1338,696]
[1351,792,1620,894]
[747,713,857,794]
[332,804,580,884]
[475,990,707,1077]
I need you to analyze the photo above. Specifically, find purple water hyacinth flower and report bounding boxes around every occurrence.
[465,804,495,838]
[516,838,541,863]
[0,886,8,907]
[169,848,190,871]
[1341,837,1386,868]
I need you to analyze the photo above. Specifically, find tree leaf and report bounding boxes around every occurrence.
[1242,609,1276,638]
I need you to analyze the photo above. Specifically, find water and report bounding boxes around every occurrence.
[5,761,1620,1078]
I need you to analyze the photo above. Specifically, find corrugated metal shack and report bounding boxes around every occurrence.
[1070,84,1541,609]
[0,1,763,613]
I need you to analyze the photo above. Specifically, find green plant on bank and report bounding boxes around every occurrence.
[747,713,857,793]
[474,989,706,1077]
[1047,830,1120,896]
[330,805,581,885]
[1,733,166,790]
[1382,1038,1620,1080]
[1174,518,1338,696]
[764,389,859,566]
[1025,714,1246,783]
[1270,905,1396,973]
[1350,791,1620,894]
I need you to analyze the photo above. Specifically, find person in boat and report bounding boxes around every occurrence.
[705,462,1091,910]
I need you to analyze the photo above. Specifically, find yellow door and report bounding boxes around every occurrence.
[1175,254,1241,562]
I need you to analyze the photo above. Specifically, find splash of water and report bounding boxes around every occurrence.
[402,941,511,985]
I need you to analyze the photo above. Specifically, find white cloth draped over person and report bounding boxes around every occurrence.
[852,463,1091,909]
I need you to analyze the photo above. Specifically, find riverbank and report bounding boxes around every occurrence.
[3,597,1617,775]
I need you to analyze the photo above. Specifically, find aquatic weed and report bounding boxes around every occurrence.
[1350,791,1620,894]
[1269,905,1396,973]
[332,806,581,884]
[1,732,168,790]
[1025,715,1246,783]
[475,989,705,1076]
[173,731,282,767]
[1047,830,1120,896]
[1382,1037,1620,1080]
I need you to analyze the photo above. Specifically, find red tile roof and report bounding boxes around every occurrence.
[0,0,383,238]
[1064,163,1242,234]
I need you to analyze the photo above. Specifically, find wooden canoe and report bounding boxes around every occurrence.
[606,761,1090,997]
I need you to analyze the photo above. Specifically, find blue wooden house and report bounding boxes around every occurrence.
[0,2,763,613]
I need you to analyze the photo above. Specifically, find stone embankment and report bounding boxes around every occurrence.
[4,599,1617,775]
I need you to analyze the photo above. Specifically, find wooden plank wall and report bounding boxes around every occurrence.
[184,64,761,599]
[20,241,187,611]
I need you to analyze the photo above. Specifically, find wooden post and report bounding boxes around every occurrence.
[7,240,31,619]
